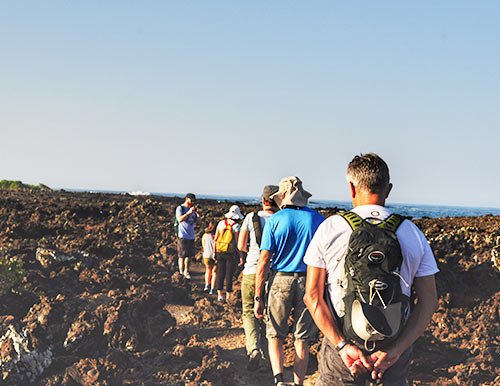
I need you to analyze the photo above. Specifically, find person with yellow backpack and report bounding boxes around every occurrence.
[214,205,244,302]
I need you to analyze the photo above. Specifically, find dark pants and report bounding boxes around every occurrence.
[215,252,237,292]
[315,337,412,386]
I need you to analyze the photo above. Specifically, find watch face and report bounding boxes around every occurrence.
[254,296,261,302]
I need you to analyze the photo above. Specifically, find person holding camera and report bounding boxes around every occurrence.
[176,193,198,279]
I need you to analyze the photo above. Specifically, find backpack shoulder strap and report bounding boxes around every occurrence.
[378,213,405,233]
[338,211,364,230]
[252,210,263,246]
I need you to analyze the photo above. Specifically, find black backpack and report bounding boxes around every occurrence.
[338,211,410,352]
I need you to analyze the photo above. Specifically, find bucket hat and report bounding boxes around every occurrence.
[224,205,244,220]
[270,176,311,208]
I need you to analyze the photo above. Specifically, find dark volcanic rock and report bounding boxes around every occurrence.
[0,189,498,385]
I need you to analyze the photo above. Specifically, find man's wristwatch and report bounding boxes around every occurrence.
[254,296,262,302]
[335,339,349,352]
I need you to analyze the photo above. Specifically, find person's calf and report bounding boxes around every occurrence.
[293,340,309,385]
[268,338,284,376]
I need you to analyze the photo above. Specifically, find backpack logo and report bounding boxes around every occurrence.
[338,211,410,352]
[368,251,385,264]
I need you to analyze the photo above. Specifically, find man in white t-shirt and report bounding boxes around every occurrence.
[304,153,439,386]
[237,185,279,371]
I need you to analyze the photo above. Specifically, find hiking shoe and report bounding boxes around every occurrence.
[209,289,216,295]
[247,349,262,371]
[183,271,191,279]
[217,295,226,302]
[203,285,210,292]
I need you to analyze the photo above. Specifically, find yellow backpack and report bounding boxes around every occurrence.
[215,219,235,253]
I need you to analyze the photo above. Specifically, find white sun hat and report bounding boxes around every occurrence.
[224,205,244,220]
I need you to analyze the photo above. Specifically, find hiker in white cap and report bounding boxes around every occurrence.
[214,205,244,302]
[304,153,439,385]
[254,176,325,386]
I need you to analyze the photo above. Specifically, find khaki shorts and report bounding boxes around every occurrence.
[265,272,318,342]
[203,257,215,269]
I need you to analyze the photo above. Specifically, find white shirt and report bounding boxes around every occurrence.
[240,210,274,275]
[304,204,439,317]
[202,233,215,259]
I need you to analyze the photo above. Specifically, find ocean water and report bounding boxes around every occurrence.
[311,200,500,219]
[152,193,500,219]
[71,189,500,219]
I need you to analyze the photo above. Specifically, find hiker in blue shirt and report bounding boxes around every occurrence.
[176,193,198,279]
[254,176,325,386]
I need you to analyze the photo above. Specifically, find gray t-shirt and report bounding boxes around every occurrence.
[176,205,197,240]
[241,210,273,275]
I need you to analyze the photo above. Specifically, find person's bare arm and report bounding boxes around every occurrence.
[253,249,271,319]
[304,265,371,375]
[237,228,249,253]
[370,274,438,379]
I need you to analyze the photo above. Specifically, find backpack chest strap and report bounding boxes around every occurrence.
[339,211,404,233]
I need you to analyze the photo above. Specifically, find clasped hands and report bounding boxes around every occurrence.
[340,344,402,381]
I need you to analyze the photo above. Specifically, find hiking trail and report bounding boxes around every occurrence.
[165,261,318,385]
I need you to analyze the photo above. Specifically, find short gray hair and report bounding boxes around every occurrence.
[346,153,390,194]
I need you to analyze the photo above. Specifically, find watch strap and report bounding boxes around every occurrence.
[335,339,349,352]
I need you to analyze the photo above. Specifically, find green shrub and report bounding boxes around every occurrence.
[0,179,51,191]
[0,256,25,296]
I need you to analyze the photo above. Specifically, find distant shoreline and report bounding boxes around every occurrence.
[68,189,500,219]
[3,187,499,219]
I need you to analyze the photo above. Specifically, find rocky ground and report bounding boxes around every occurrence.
[0,190,498,385]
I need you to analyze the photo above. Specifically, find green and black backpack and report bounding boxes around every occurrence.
[337,211,410,352]
[173,205,188,236]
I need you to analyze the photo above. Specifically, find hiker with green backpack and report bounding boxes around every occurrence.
[175,193,198,279]
[304,153,439,385]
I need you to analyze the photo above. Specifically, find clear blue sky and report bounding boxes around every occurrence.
[1,1,499,207]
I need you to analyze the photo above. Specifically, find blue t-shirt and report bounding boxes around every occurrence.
[176,205,197,240]
[260,207,325,273]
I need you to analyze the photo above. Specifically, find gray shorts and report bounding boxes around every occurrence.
[177,238,195,258]
[265,272,318,342]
